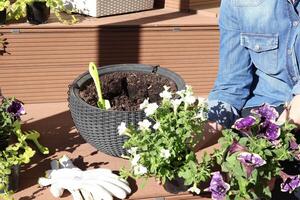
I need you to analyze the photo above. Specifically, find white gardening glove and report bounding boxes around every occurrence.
[39,155,131,200]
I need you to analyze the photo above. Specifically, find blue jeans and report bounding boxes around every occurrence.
[241,106,300,200]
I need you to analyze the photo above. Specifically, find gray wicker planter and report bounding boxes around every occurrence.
[68,64,185,157]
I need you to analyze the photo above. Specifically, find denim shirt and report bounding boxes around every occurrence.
[208,0,300,127]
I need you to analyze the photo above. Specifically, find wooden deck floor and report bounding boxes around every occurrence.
[13,102,215,200]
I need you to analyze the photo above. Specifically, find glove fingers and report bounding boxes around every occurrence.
[95,181,127,199]
[50,184,64,198]
[82,184,113,200]
[80,189,93,200]
[91,177,131,194]
[69,189,83,200]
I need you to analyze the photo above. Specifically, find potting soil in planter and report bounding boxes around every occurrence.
[79,72,178,111]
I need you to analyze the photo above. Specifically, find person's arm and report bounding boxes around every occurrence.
[196,0,254,150]
[278,95,300,129]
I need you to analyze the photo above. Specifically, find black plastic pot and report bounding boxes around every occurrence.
[0,135,9,151]
[26,1,50,25]
[8,165,19,192]
[163,177,190,194]
[68,64,185,157]
[0,9,6,25]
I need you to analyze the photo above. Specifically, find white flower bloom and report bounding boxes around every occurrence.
[171,99,182,110]
[159,85,172,100]
[188,186,201,194]
[153,122,161,130]
[160,149,171,159]
[144,103,158,116]
[140,98,149,110]
[127,147,138,155]
[176,90,185,97]
[138,119,152,131]
[184,95,196,105]
[131,154,141,166]
[159,90,172,100]
[117,122,129,136]
[134,165,148,175]
[197,97,206,106]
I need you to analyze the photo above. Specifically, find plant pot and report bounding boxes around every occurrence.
[68,64,185,157]
[0,165,19,194]
[163,177,190,194]
[26,1,50,25]
[0,134,9,151]
[8,165,19,192]
[0,9,6,25]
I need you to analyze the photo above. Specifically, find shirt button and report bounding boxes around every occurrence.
[288,49,293,55]
[293,21,299,27]
[292,76,298,81]
[254,44,260,51]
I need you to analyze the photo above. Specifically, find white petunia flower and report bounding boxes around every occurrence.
[171,99,182,111]
[159,85,172,100]
[176,90,185,97]
[117,122,129,136]
[153,122,161,130]
[140,98,149,110]
[138,119,152,131]
[184,95,196,105]
[160,149,171,159]
[197,97,206,106]
[188,185,201,194]
[127,147,138,155]
[134,165,148,175]
[131,154,141,166]
[144,103,158,116]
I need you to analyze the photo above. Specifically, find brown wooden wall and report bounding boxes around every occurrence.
[0,25,219,104]
[189,0,220,8]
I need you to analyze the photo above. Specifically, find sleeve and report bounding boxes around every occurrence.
[292,82,300,95]
[207,0,254,127]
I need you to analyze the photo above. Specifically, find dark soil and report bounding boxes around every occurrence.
[79,72,178,111]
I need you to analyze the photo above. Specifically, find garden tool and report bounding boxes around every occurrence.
[39,155,131,200]
[23,130,49,154]
[88,62,111,109]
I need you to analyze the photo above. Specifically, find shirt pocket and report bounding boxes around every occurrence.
[235,0,265,7]
[240,33,279,75]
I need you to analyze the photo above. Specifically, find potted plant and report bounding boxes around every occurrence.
[120,86,211,193]
[0,0,10,24]
[0,94,49,200]
[201,104,300,200]
[10,0,76,24]
[68,63,186,157]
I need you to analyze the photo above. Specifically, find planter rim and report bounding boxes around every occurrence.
[69,63,186,113]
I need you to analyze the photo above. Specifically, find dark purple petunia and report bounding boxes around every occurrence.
[280,171,300,193]
[237,152,266,177]
[205,171,230,200]
[232,116,256,133]
[260,121,280,141]
[251,104,279,122]
[228,139,248,155]
[289,139,299,151]
[7,100,25,119]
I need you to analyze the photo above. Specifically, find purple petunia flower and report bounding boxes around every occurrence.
[205,171,230,200]
[7,100,25,119]
[289,139,299,151]
[232,116,256,135]
[251,104,279,122]
[260,121,280,142]
[237,152,266,177]
[280,171,300,193]
[228,139,247,155]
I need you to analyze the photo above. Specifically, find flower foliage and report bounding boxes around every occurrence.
[206,104,299,200]
[0,96,48,200]
[120,86,210,191]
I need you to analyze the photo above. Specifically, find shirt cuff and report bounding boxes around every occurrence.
[292,81,300,95]
[207,100,239,128]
